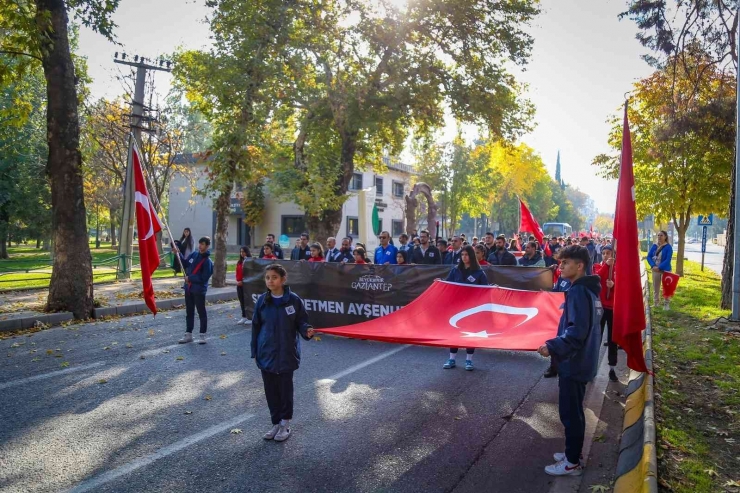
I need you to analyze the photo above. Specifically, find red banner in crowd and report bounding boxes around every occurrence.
[317,280,565,350]
[661,272,680,299]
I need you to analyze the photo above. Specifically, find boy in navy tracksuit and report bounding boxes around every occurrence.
[251,264,315,442]
[538,245,602,476]
[177,237,214,344]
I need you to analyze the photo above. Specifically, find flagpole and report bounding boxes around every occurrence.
[130,135,186,277]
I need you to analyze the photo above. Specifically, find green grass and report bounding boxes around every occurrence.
[651,259,740,493]
[0,243,239,290]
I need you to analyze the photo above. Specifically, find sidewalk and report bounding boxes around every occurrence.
[0,276,239,332]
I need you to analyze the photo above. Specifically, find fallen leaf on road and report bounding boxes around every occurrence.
[111,342,118,345]
[219,334,227,339]
[230,429,242,434]
[148,329,155,337]
[176,356,184,361]
[54,354,62,358]
[204,395,212,401]
[98,379,108,384]
[589,485,609,493]
[139,355,146,359]
[103,346,110,350]
[60,362,69,368]
[184,411,193,415]
[454,417,462,421]
[126,343,133,348]
[594,435,606,442]
[31,357,40,362]
[163,350,170,354]
[45,349,54,355]
[314,336,321,341]
[10,342,23,348]
[220,352,226,356]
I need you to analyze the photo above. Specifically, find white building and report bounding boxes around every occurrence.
[167,154,415,252]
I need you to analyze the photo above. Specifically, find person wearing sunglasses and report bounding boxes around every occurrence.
[373,231,398,265]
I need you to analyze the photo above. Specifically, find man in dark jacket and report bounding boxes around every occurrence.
[519,241,546,267]
[259,233,284,259]
[487,235,518,266]
[444,236,462,265]
[177,237,214,344]
[538,245,603,476]
[330,237,354,263]
[410,229,442,264]
[290,233,311,260]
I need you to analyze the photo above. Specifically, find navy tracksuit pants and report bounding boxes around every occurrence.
[261,370,294,425]
[559,376,587,465]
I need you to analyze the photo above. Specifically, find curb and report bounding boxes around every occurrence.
[614,274,658,493]
[0,291,238,333]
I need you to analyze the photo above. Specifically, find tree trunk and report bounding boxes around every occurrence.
[36,238,41,249]
[212,186,231,288]
[675,218,688,277]
[721,160,735,309]
[306,210,341,247]
[37,0,93,318]
[109,206,118,248]
[0,206,8,259]
[156,230,166,266]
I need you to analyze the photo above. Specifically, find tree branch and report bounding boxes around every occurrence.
[0,49,42,62]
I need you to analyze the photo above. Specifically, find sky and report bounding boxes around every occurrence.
[77,0,655,215]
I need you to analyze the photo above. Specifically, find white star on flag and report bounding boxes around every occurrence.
[461,330,501,338]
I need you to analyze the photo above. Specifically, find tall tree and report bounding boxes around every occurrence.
[276,0,538,244]
[174,0,296,287]
[620,0,737,305]
[593,50,734,276]
[1,0,119,317]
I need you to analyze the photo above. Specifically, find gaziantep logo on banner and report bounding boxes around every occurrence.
[448,303,539,338]
[351,274,393,292]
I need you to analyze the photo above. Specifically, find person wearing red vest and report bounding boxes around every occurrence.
[235,246,252,325]
[597,245,618,382]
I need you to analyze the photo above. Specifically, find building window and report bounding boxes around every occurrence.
[350,172,363,190]
[281,215,306,237]
[392,181,404,197]
[392,220,404,237]
[375,176,383,196]
[347,216,359,237]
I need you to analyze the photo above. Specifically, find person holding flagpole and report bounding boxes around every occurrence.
[176,237,214,344]
[646,230,673,310]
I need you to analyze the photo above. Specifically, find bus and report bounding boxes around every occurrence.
[542,222,573,238]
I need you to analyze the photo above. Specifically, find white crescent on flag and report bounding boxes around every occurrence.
[449,303,539,329]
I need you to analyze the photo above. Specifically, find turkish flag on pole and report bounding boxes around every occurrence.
[132,141,164,315]
[317,281,564,350]
[662,272,680,299]
[612,104,648,372]
[519,198,550,256]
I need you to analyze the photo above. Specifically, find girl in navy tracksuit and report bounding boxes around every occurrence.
[443,245,489,371]
[251,264,314,442]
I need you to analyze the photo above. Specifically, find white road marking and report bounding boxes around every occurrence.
[63,343,410,492]
[64,413,256,493]
[0,362,106,391]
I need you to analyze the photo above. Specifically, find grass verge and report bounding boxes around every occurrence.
[651,259,740,492]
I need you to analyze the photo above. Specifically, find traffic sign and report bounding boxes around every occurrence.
[698,214,714,226]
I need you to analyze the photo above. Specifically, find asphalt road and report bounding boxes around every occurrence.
[0,301,607,493]
[681,241,724,275]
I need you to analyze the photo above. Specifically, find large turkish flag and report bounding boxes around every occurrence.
[317,281,564,350]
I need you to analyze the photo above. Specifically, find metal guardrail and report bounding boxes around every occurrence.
[613,267,658,492]
[0,251,176,286]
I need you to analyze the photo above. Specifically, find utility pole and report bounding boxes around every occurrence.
[113,53,171,279]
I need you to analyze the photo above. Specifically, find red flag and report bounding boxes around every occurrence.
[661,272,680,299]
[519,198,544,244]
[317,281,564,350]
[132,142,164,315]
[612,105,648,372]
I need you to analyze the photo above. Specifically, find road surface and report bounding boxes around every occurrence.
[0,301,611,493]
[681,242,724,275]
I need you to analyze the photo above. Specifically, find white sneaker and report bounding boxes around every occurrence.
[553,452,584,464]
[545,460,583,476]
[178,333,193,344]
[263,424,280,440]
[663,301,670,311]
[243,319,252,325]
[274,424,291,442]
[236,318,246,325]
[197,333,207,344]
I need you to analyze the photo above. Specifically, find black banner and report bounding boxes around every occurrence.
[242,259,553,328]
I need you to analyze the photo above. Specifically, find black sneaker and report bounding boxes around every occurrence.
[544,367,558,378]
[608,369,618,382]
